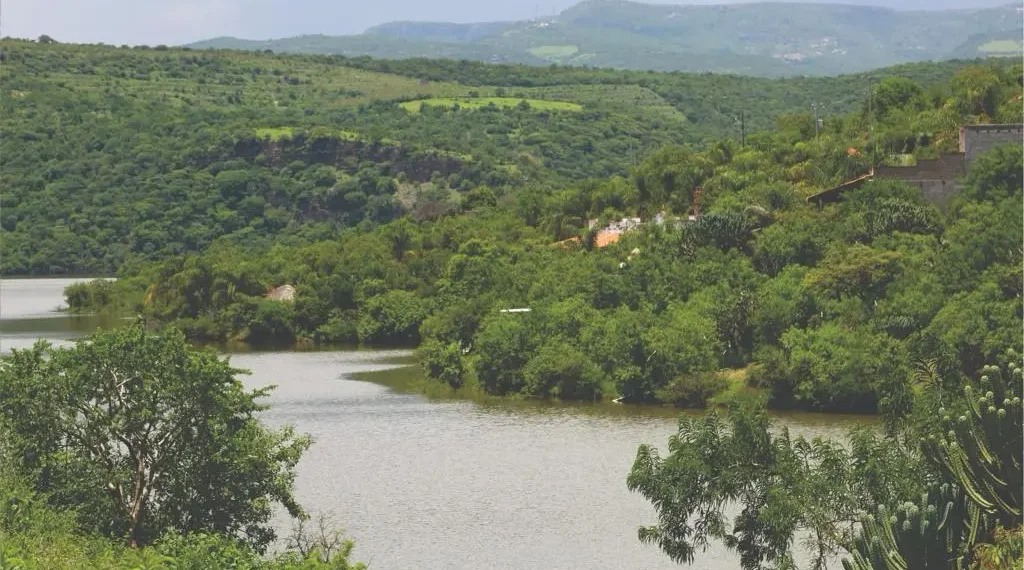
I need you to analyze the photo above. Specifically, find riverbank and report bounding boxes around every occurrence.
[0,277,878,570]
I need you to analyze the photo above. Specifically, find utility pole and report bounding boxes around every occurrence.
[867,87,875,171]
[739,110,745,148]
[811,102,822,138]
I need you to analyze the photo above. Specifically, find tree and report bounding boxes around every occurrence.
[960,144,1023,204]
[357,290,430,344]
[0,326,311,550]
[951,67,1001,118]
[776,323,910,413]
[640,303,722,400]
[869,77,924,117]
[628,403,924,570]
[803,244,902,305]
[419,338,465,388]
[472,313,537,395]
[522,340,604,400]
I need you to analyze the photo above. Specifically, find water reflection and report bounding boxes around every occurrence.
[0,277,117,352]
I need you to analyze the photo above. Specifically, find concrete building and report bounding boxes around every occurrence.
[808,123,1022,206]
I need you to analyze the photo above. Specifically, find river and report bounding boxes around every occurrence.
[0,278,870,569]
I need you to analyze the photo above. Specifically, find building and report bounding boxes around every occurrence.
[808,123,1022,206]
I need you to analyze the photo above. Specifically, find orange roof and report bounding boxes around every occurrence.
[595,231,622,248]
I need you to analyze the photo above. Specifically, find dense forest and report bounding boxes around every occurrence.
[0,39,1016,274]
[62,47,1023,414]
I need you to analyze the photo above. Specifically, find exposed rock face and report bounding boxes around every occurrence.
[265,284,296,301]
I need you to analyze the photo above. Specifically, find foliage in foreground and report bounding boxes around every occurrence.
[628,351,1024,569]
[0,326,310,550]
[0,327,365,570]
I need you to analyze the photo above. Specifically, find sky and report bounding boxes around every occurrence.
[4,0,1014,46]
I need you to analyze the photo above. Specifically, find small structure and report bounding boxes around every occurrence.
[587,216,643,248]
[264,284,296,302]
[808,123,1022,207]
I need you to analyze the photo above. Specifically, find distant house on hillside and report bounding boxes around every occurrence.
[808,123,1023,206]
[585,211,691,248]
[585,216,640,248]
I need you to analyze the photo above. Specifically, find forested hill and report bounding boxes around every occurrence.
[188,0,1022,76]
[1,39,1016,275]
[66,56,1022,415]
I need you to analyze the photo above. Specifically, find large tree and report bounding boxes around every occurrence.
[0,326,311,550]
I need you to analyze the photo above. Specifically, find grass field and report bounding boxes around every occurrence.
[6,43,469,112]
[527,45,580,60]
[519,84,686,123]
[254,127,364,141]
[399,97,584,113]
[979,40,1022,54]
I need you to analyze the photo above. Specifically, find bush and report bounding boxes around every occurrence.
[247,300,297,346]
[314,311,359,344]
[522,341,604,400]
[419,339,465,388]
[63,279,117,312]
[656,372,728,407]
[356,290,430,345]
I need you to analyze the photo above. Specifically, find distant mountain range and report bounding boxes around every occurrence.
[187,0,1023,76]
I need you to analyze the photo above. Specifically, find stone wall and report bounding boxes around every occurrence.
[959,124,1024,164]
[874,154,967,207]
[874,153,966,181]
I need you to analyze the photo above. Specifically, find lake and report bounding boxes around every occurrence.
[0,278,870,569]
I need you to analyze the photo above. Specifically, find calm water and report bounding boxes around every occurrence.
[1,278,869,569]
[0,277,119,352]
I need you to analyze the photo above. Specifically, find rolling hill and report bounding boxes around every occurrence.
[188,0,1023,76]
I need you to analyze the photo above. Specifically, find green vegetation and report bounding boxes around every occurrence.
[526,45,580,60]
[979,40,1023,54]
[3,39,1015,275]
[188,0,1020,77]
[63,59,1023,415]
[255,127,363,141]
[629,350,1022,569]
[3,32,1023,570]
[0,326,364,569]
[399,96,583,113]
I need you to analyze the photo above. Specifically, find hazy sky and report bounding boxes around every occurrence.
[4,0,1013,46]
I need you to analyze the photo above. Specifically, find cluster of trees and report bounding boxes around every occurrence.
[2,40,1018,274]
[0,326,364,569]
[629,349,1022,569]
[70,62,1023,414]
[336,55,1022,136]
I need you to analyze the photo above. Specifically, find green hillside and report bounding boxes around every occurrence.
[188,0,1022,76]
[1,39,1018,275]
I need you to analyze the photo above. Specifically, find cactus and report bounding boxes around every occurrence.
[843,351,1022,570]
[922,353,1022,530]
[843,483,980,570]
